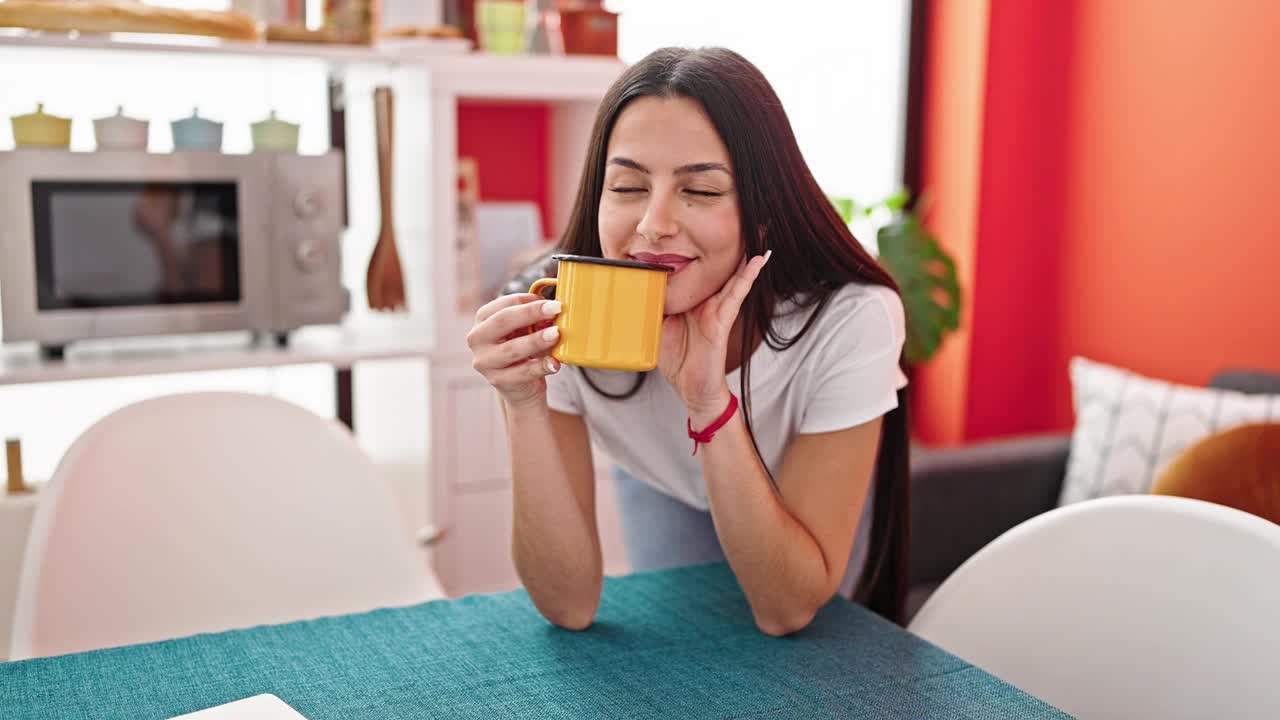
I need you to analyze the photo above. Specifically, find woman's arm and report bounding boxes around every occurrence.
[505,404,602,630]
[656,251,890,635]
[692,397,882,636]
[466,292,602,630]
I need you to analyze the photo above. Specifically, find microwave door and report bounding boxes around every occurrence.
[33,181,243,312]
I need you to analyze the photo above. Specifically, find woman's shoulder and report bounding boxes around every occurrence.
[772,281,905,370]
[777,281,904,339]
[826,281,903,320]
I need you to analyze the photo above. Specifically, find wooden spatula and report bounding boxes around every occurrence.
[367,86,406,311]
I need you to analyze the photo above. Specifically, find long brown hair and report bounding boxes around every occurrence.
[558,47,910,623]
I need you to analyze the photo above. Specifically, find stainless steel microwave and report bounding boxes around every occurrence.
[0,150,349,357]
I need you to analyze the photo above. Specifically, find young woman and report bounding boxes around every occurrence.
[467,47,909,635]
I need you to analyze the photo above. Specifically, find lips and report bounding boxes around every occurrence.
[630,252,695,274]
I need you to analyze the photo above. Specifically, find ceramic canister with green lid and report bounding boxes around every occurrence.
[250,110,300,153]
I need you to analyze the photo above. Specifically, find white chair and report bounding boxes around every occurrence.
[909,495,1280,719]
[11,392,444,660]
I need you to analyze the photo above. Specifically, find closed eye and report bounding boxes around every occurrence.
[685,190,723,197]
[608,187,645,193]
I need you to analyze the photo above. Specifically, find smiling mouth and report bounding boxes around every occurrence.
[630,253,695,274]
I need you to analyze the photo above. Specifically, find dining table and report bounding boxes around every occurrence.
[1,562,1068,719]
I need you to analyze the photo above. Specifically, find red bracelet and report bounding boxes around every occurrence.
[687,394,739,456]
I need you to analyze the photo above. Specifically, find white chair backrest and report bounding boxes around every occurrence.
[11,392,443,660]
[909,495,1280,720]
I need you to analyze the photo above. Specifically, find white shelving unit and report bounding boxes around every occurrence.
[0,31,623,98]
[0,29,470,60]
[0,34,630,598]
[403,49,630,598]
[0,324,432,387]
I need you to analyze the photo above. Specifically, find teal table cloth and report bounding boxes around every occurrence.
[1,563,1067,719]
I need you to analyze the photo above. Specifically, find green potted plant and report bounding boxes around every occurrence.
[830,190,961,365]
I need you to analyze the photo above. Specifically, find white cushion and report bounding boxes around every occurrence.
[1060,357,1280,506]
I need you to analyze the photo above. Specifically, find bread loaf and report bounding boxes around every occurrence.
[0,0,260,41]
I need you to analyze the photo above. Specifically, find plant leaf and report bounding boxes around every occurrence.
[882,187,911,212]
[876,215,962,365]
[828,195,855,224]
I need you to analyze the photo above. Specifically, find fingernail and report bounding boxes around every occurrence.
[541,325,560,342]
[542,300,562,316]
[544,357,559,374]
[763,249,773,264]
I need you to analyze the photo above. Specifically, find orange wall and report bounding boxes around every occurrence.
[913,0,1280,443]
[1051,0,1280,427]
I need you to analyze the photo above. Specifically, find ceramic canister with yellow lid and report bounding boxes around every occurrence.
[11,104,72,149]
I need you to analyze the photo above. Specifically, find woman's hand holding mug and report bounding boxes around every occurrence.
[467,294,564,409]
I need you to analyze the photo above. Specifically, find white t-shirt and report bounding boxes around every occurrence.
[546,281,908,510]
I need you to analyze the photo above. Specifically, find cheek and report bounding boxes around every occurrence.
[597,202,636,258]
[663,208,742,312]
[689,207,743,270]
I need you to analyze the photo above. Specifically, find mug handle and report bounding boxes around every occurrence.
[529,278,557,298]
[526,278,558,336]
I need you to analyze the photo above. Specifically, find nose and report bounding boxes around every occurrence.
[635,192,678,244]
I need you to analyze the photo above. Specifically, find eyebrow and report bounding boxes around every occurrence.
[607,157,732,176]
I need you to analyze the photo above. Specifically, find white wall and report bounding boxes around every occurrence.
[606,0,912,205]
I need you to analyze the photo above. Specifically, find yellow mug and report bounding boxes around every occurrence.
[529,254,673,372]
